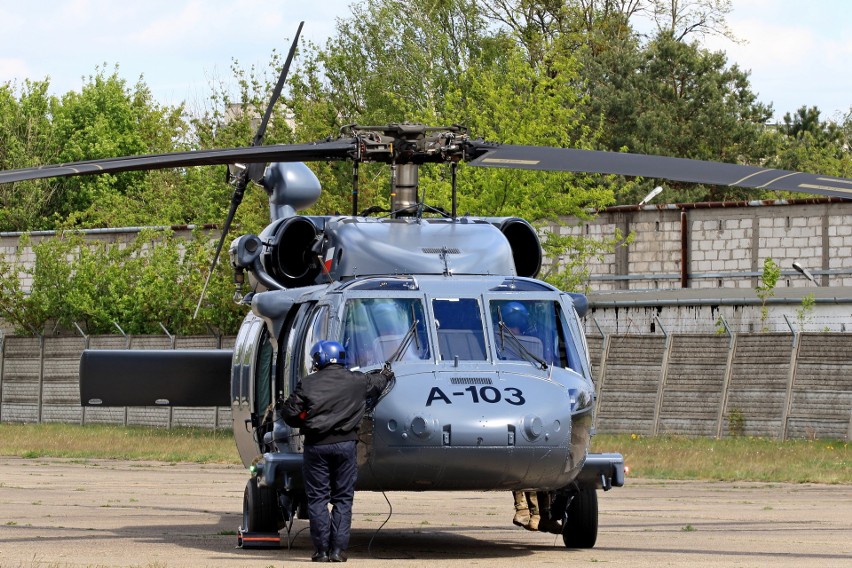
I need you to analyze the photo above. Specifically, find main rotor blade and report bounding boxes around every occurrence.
[248,21,304,182]
[192,191,241,319]
[0,140,355,185]
[467,144,852,199]
[196,23,305,318]
[253,21,303,150]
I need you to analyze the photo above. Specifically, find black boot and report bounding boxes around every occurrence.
[312,550,329,562]
[329,548,348,562]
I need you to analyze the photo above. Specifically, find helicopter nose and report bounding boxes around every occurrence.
[375,371,576,448]
[364,371,586,490]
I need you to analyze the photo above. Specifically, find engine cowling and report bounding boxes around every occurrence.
[258,215,322,288]
[486,217,542,278]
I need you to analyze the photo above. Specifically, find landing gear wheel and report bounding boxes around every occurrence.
[296,498,309,520]
[243,477,279,532]
[562,488,598,548]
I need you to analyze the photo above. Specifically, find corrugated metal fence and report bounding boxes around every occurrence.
[1,332,850,440]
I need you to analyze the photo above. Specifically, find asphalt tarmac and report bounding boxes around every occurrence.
[0,458,849,567]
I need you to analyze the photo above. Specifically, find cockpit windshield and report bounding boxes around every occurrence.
[490,299,584,373]
[339,294,585,373]
[341,298,430,367]
[432,298,487,361]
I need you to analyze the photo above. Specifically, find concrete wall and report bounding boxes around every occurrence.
[1,332,849,441]
[591,330,851,440]
[3,200,851,297]
[546,199,852,291]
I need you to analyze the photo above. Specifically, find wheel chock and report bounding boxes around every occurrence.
[237,527,281,548]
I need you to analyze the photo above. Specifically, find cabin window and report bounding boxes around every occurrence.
[489,299,584,373]
[432,298,487,361]
[341,298,430,368]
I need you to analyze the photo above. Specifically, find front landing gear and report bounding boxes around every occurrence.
[562,488,598,548]
[238,477,281,548]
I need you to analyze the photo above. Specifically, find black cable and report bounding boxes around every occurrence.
[364,459,414,560]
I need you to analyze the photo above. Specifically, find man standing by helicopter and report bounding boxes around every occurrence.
[283,340,393,563]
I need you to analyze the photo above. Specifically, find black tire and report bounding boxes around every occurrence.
[243,477,279,533]
[562,488,598,548]
[296,497,309,520]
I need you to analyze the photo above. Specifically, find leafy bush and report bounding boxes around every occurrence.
[0,229,244,335]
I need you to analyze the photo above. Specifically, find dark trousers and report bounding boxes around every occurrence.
[303,440,358,552]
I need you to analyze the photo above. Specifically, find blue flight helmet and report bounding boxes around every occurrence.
[502,301,529,332]
[310,340,346,370]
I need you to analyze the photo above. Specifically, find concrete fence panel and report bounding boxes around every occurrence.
[787,334,852,439]
[595,335,666,435]
[585,335,605,383]
[41,336,87,423]
[657,335,730,436]
[5,334,235,429]
[723,333,793,438]
[0,336,42,423]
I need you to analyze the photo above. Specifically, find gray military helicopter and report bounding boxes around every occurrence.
[3,24,852,553]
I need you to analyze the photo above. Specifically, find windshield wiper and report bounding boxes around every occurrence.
[497,314,548,371]
[387,313,421,363]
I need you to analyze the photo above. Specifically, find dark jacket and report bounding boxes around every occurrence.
[282,364,391,445]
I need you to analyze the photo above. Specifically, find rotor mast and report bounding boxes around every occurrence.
[342,124,471,218]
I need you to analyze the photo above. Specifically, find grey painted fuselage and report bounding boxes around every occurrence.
[235,274,595,492]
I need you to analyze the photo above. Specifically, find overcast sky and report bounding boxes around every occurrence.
[0,0,849,122]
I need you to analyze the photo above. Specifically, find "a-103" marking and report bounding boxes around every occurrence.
[426,386,525,406]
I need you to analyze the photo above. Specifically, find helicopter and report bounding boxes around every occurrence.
[3,24,852,554]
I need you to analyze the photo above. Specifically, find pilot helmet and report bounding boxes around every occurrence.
[502,301,529,331]
[310,340,346,370]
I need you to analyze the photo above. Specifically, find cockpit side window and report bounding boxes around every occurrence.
[302,304,330,375]
[341,298,430,368]
[564,303,593,378]
[557,305,585,374]
[490,299,584,373]
[432,298,487,361]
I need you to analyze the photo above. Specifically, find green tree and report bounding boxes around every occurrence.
[481,1,776,204]
[773,105,852,180]
[51,67,189,227]
[0,79,62,230]
[0,68,191,231]
[584,32,775,203]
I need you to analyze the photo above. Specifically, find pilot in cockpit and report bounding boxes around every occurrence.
[344,299,425,368]
[503,301,529,334]
[495,301,544,361]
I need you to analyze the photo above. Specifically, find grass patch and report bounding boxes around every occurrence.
[0,423,240,464]
[592,434,851,484]
[1,425,848,483]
